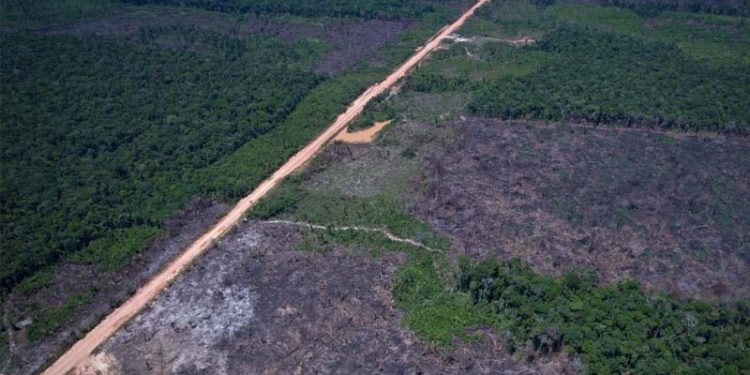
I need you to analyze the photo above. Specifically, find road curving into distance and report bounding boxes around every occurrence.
[42,1,489,373]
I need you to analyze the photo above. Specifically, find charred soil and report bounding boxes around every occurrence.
[100,221,553,375]
[413,119,750,300]
[3,199,227,375]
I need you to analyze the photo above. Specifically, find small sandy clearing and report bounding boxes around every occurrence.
[335,120,393,143]
[72,352,120,375]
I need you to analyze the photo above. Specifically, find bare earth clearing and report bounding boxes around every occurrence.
[290,117,750,302]
[89,222,560,374]
[42,2,490,373]
[70,117,749,375]
[412,120,750,300]
[312,117,750,301]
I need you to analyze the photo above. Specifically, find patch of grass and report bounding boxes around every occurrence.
[393,92,472,124]
[27,291,93,342]
[408,42,554,91]
[70,226,163,271]
[393,254,495,346]
[296,228,436,257]
[649,12,750,65]
[15,269,54,296]
[249,174,449,250]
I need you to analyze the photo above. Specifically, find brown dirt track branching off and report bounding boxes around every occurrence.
[259,220,440,253]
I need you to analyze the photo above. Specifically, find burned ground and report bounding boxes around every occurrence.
[3,199,227,375]
[101,221,556,375]
[412,119,750,300]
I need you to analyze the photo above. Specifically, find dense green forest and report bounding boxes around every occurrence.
[1,28,324,289]
[402,0,750,134]
[585,0,750,17]
[0,0,463,298]
[455,258,750,373]
[468,24,750,133]
[118,0,461,21]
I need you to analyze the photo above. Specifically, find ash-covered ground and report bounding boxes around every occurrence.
[99,222,550,374]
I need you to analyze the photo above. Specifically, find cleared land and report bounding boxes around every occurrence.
[335,120,393,143]
[41,1,489,374]
[84,116,750,374]
[0,1,475,372]
[250,116,749,373]
[93,221,558,374]
[4,1,749,374]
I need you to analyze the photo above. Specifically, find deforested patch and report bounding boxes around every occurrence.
[413,119,750,300]
[99,221,545,374]
[105,227,261,374]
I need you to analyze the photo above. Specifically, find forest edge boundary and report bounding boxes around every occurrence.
[41,1,490,374]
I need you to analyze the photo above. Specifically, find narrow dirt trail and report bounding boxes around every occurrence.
[260,220,440,253]
[42,1,489,373]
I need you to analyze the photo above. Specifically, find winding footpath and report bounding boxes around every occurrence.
[42,1,489,373]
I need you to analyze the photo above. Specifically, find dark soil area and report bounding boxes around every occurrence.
[413,119,750,300]
[102,221,555,374]
[2,199,227,375]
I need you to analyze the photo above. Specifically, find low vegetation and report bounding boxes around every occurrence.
[249,173,449,250]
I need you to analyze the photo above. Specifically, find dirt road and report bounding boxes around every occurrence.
[42,1,489,374]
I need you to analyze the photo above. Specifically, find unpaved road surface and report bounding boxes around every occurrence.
[42,1,490,374]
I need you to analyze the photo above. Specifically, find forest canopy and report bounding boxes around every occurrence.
[402,0,750,134]
[0,0,463,315]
